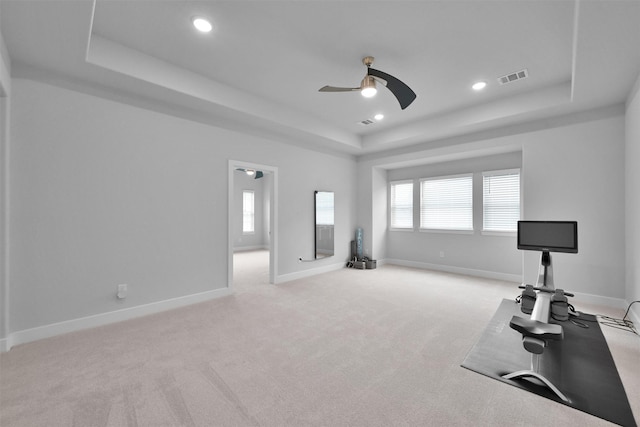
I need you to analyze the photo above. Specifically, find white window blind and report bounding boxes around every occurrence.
[242,190,254,233]
[483,169,520,232]
[390,181,413,229]
[420,175,473,230]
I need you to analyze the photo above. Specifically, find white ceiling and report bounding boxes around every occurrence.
[1,0,639,156]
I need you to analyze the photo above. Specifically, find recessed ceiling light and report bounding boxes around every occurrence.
[374,113,384,121]
[192,17,212,33]
[472,81,487,91]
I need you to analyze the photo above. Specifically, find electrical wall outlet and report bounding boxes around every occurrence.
[117,284,127,299]
[439,251,445,258]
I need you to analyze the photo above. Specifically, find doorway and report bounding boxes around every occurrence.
[228,160,278,290]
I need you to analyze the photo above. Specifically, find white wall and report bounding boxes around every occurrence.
[371,167,387,261]
[521,115,626,301]
[0,20,9,96]
[625,72,640,323]
[354,166,373,259]
[0,24,11,347]
[262,173,272,248]
[7,78,356,344]
[357,108,627,304]
[385,152,522,281]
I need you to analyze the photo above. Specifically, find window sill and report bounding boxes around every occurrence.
[481,230,516,237]
[389,227,415,232]
[419,228,474,235]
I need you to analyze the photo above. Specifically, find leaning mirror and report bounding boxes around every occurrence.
[315,191,334,259]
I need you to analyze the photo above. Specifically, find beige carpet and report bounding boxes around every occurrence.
[1,250,638,426]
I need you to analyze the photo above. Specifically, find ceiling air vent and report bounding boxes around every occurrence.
[498,69,528,85]
[358,118,376,126]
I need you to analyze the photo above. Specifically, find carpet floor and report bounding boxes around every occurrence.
[1,250,638,426]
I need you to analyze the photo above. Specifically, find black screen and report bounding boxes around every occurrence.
[517,221,578,253]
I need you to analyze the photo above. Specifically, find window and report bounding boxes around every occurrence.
[420,174,473,230]
[242,190,254,233]
[483,169,520,232]
[390,181,413,229]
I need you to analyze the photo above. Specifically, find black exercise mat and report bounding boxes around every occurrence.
[462,299,636,426]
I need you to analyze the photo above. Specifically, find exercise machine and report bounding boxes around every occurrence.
[502,221,578,403]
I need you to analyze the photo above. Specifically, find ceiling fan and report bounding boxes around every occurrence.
[319,56,417,110]
[236,168,264,179]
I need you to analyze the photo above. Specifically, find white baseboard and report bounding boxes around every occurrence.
[0,336,12,353]
[1,287,232,352]
[384,258,522,283]
[571,291,629,310]
[275,261,345,284]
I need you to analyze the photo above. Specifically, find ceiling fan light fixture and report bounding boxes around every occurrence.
[361,76,377,98]
[192,17,213,33]
[245,169,255,176]
[319,56,416,109]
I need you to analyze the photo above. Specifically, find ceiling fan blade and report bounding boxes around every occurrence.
[368,68,417,110]
[319,85,360,92]
[236,167,263,178]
